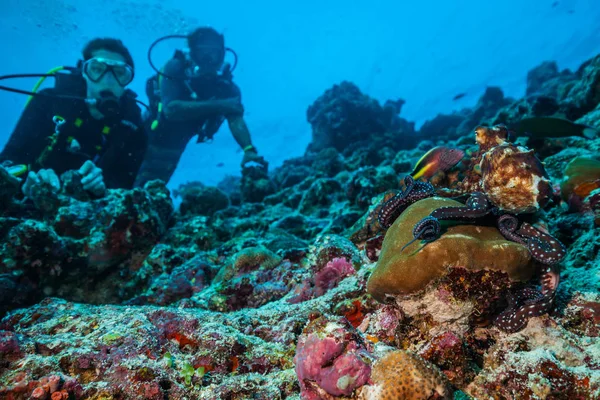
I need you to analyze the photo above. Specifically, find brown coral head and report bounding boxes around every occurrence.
[367,197,535,303]
[474,125,508,151]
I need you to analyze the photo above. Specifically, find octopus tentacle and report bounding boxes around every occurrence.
[429,192,491,221]
[494,214,564,333]
[496,214,526,245]
[517,288,546,305]
[377,175,435,228]
[406,192,492,249]
[540,266,560,296]
[401,216,441,251]
[517,223,567,266]
[494,266,560,333]
[497,215,566,266]
[494,289,554,333]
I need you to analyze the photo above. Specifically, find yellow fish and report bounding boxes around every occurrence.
[411,146,465,180]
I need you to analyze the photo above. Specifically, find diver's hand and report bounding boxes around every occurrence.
[22,169,60,198]
[79,160,106,196]
[216,97,244,115]
[241,150,268,169]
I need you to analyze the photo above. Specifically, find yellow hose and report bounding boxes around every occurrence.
[25,66,65,106]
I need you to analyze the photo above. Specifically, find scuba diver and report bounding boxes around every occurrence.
[0,38,147,197]
[135,27,267,187]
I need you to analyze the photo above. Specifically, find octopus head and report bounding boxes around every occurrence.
[475,125,509,152]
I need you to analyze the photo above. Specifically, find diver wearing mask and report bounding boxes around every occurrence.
[0,38,147,197]
[135,27,267,187]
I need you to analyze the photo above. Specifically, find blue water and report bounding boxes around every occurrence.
[1,0,600,190]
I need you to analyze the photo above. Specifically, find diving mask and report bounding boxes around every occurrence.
[83,57,134,87]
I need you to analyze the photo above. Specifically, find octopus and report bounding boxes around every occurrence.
[369,125,566,333]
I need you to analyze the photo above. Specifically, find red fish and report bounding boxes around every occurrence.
[411,146,465,180]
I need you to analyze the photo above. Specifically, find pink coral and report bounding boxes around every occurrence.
[22,374,77,400]
[294,316,372,399]
[367,305,402,341]
[31,387,48,399]
[314,257,356,294]
[0,330,23,361]
[289,257,356,304]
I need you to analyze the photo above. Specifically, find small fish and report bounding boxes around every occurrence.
[552,1,559,7]
[453,93,466,101]
[516,117,598,139]
[216,162,224,167]
[411,146,466,180]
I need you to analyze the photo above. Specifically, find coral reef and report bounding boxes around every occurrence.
[1,53,600,400]
[0,180,173,315]
[306,81,417,155]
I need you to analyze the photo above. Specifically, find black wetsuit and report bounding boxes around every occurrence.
[0,85,147,189]
[135,53,242,186]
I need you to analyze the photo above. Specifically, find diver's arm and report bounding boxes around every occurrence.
[222,82,253,149]
[0,90,55,167]
[159,57,241,122]
[227,114,254,150]
[121,117,149,189]
[229,114,267,168]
